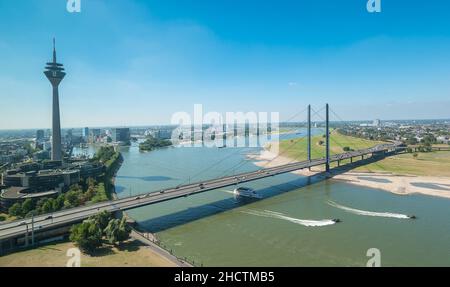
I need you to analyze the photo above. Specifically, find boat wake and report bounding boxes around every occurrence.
[327,200,410,219]
[241,209,337,227]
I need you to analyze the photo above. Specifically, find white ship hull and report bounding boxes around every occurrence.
[233,187,262,199]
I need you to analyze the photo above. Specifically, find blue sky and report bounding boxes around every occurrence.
[1,0,450,129]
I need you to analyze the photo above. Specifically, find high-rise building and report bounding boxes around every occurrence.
[111,128,131,143]
[65,129,73,144]
[82,127,89,138]
[36,130,45,142]
[89,129,101,143]
[44,39,65,161]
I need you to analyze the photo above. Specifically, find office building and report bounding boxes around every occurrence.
[111,128,130,143]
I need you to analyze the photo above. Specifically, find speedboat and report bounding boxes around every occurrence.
[233,187,262,199]
[408,215,417,219]
[332,219,341,223]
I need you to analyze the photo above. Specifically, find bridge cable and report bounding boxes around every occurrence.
[177,106,311,185]
[216,107,312,179]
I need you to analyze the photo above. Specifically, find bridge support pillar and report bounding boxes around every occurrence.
[201,127,205,147]
[337,160,340,167]
[325,103,330,172]
[222,124,227,147]
[307,104,311,170]
[350,157,353,163]
[361,155,364,160]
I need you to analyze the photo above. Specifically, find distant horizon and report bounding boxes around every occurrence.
[0,117,449,132]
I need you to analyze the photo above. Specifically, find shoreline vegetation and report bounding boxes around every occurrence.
[250,131,450,199]
[139,136,172,152]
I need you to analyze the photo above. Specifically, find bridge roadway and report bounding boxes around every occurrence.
[0,142,401,241]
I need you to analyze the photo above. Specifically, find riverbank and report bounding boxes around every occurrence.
[250,142,450,199]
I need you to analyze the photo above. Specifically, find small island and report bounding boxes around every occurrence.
[139,136,172,152]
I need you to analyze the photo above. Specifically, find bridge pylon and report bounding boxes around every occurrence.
[325,103,330,172]
[307,104,312,169]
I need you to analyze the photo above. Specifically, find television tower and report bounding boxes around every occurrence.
[44,38,65,161]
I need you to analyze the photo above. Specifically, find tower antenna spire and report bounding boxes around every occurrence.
[53,37,56,63]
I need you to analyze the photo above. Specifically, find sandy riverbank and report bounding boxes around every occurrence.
[249,143,450,199]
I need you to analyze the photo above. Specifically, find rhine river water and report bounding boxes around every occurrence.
[75,130,450,266]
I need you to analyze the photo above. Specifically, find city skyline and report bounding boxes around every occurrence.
[1,0,450,129]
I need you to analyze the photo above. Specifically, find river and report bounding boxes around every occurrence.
[74,130,450,266]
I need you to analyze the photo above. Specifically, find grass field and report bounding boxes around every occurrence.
[278,131,450,177]
[353,150,450,177]
[0,240,176,267]
[278,130,386,161]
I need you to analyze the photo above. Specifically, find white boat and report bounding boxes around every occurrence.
[233,187,262,199]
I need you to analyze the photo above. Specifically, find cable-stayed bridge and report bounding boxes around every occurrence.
[0,104,405,252]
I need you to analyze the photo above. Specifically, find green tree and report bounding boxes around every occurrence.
[69,220,103,253]
[21,199,35,216]
[92,210,112,231]
[64,189,84,208]
[41,198,56,214]
[104,218,131,246]
[35,198,47,213]
[55,194,65,210]
[139,136,172,152]
[8,202,22,217]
